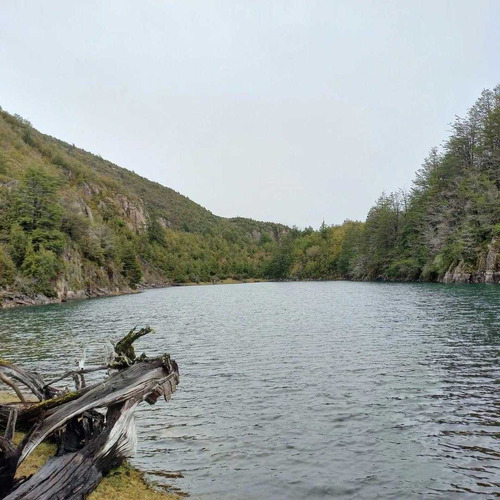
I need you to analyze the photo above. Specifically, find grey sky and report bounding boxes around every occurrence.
[1,1,498,228]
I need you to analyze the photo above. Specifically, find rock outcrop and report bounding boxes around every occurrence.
[485,237,500,284]
[442,237,499,284]
[116,194,147,231]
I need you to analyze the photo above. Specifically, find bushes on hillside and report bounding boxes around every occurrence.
[0,246,15,288]
[21,243,59,295]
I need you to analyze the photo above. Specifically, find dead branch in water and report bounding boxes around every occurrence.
[0,327,179,499]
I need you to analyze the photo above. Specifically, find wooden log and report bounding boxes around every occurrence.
[45,365,109,388]
[0,327,180,499]
[0,436,19,498]
[0,374,25,404]
[19,356,178,463]
[3,410,17,443]
[0,361,172,429]
[4,400,139,500]
[0,384,95,429]
[0,413,25,497]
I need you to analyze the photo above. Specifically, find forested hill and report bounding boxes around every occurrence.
[0,109,288,304]
[265,85,499,284]
[0,85,498,306]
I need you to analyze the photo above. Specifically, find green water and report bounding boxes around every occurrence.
[1,282,499,498]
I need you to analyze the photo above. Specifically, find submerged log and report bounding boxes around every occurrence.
[0,327,179,499]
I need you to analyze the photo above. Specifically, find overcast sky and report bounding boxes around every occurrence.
[1,1,498,228]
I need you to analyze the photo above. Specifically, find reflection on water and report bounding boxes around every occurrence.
[0,282,499,498]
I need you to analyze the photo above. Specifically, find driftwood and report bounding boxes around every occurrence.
[0,326,179,499]
[0,361,54,402]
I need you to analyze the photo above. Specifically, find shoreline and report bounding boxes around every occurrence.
[0,278,268,309]
[1,275,497,310]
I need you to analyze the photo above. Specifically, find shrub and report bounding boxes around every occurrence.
[386,258,422,281]
[8,223,29,267]
[21,243,59,295]
[121,246,142,287]
[0,246,15,288]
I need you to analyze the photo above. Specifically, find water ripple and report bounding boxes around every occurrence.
[0,282,499,498]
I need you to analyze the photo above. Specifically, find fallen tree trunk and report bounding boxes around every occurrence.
[20,357,178,463]
[0,327,179,499]
[5,400,139,500]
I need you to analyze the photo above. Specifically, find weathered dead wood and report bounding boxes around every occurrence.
[3,411,17,443]
[0,327,179,500]
[111,326,153,367]
[0,361,52,401]
[0,383,96,429]
[19,357,178,463]
[0,436,19,498]
[0,374,25,404]
[4,400,139,500]
[0,367,112,430]
[46,365,108,388]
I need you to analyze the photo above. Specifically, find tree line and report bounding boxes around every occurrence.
[0,85,498,299]
[265,86,499,282]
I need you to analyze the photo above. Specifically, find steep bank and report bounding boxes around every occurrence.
[442,236,499,283]
[0,286,138,308]
[0,108,288,302]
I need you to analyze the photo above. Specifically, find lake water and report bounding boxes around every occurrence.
[0,282,499,498]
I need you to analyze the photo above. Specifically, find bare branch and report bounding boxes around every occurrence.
[0,372,25,403]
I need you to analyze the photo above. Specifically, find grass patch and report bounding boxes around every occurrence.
[91,462,180,500]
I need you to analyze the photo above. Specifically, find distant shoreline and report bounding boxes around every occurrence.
[0,278,269,309]
[2,276,498,309]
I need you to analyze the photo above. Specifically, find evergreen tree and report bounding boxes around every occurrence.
[21,242,59,295]
[8,223,29,267]
[13,168,65,253]
[121,245,142,287]
[0,245,15,288]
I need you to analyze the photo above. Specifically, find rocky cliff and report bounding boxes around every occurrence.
[442,237,500,284]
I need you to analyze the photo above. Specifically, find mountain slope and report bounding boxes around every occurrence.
[0,109,287,304]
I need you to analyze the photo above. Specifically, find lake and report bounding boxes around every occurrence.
[0,282,499,498]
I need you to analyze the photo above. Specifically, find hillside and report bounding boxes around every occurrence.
[0,109,288,305]
[0,86,498,307]
[265,86,500,284]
